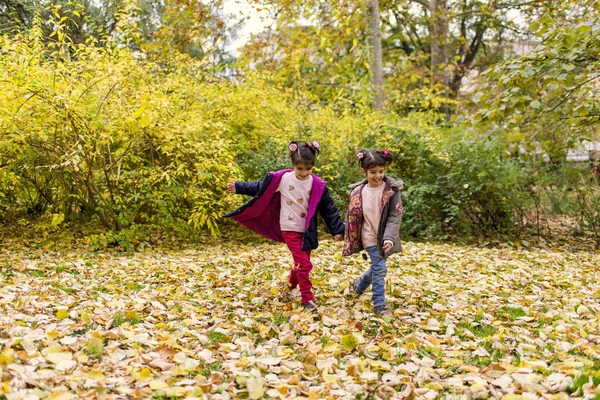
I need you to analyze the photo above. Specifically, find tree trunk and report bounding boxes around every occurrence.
[430,0,449,116]
[367,0,385,111]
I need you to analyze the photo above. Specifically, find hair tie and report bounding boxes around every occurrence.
[382,150,389,156]
[289,143,298,152]
[311,141,319,149]
[356,152,365,160]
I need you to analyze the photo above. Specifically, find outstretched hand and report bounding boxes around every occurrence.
[227,182,236,194]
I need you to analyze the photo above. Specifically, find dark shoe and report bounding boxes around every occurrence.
[374,305,390,316]
[349,279,363,296]
[302,300,319,313]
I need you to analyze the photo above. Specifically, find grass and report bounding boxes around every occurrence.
[496,307,527,321]
[53,265,67,274]
[457,322,498,338]
[85,337,104,360]
[127,283,146,291]
[200,361,223,378]
[465,356,492,367]
[208,330,231,344]
[271,311,290,325]
[70,325,93,336]
[113,313,125,327]
[567,373,600,394]
[113,310,142,327]
[50,281,78,294]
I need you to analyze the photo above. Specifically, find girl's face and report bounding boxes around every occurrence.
[293,162,314,181]
[362,165,385,188]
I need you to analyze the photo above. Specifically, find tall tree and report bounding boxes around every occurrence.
[367,0,385,110]
[242,0,577,114]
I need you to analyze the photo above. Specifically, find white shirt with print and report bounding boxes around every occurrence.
[278,172,313,233]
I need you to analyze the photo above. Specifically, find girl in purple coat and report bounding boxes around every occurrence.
[225,141,344,312]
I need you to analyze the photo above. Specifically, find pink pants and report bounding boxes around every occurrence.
[282,231,314,304]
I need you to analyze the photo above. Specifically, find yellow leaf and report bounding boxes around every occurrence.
[247,377,265,400]
[0,348,15,364]
[56,310,69,320]
[46,330,60,340]
[88,369,105,379]
[322,371,338,383]
[308,391,320,400]
[340,334,359,351]
[46,352,73,364]
[80,312,91,323]
[48,393,72,400]
[258,324,270,335]
[134,368,152,381]
[442,357,464,366]
[149,380,168,390]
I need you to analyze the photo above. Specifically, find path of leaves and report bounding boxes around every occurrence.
[1,236,599,399]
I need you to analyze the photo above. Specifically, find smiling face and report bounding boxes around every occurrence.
[293,161,314,181]
[362,165,385,188]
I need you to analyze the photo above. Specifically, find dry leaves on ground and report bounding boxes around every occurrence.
[0,234,599,399]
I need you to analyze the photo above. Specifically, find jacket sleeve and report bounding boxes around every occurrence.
[383,192,402,245]
[235,181,263,197]
[317,186,345,236]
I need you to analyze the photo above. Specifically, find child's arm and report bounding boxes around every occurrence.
[227,181,263,196]
[317,187,345,239]
[382,192,402,249]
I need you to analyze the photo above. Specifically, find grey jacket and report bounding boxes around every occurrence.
[342,176,403,258]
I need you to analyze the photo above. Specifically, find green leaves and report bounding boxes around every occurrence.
[529,100,542,109]
[474,5,600,159]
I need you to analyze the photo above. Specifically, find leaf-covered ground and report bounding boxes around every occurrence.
[1,233,600,399]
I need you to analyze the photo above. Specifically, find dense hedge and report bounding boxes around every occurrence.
[2,22,589,247]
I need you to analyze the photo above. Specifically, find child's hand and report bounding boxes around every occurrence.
[382,241,393,253]
[227,182,236,194]
[333,234,343,241]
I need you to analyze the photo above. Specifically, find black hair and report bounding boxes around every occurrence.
[358,150,393,170]
[289,141,320,166]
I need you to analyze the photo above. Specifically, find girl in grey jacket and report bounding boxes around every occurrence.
[342,150,403,316]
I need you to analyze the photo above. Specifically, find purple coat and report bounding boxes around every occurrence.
[224,170,344,251]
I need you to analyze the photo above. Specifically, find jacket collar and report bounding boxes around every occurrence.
[348,176,403,191]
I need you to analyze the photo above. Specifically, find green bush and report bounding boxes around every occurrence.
[0,7,553,242]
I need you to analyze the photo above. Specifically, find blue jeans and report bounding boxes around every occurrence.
[355,245,387,307]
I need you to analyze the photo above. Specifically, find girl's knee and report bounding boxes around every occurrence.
[373,266,387,279]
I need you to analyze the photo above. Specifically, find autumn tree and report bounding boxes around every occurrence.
[242,0,578,114]
[473,1,600,162]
